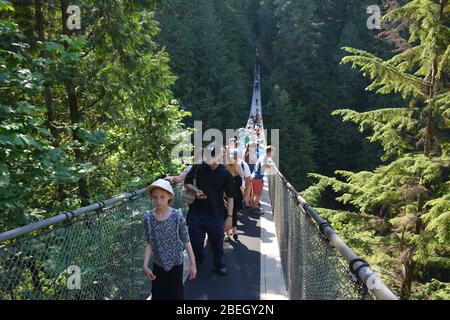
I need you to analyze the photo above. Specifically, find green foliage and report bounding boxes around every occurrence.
[332,108,417,160]
[341,47,427,99]
[306,0,450,299]
[0,0,14,11]
[0,1,188,231]
[411,279,450,300]
[156,0,253,132]
[256,0,397,183]
[264,85,317,190]
[0,15,76,230]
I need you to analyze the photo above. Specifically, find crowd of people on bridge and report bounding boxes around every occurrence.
[142,106,275,300]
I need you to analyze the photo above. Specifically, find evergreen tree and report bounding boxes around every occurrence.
[264,85,317,190]
[0,0,188,230]
[157,0,251,132]
[0,1,74,230]
[258,0,393,183]
[305,0,450,299]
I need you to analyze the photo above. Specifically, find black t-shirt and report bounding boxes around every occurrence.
[184,162,237,215]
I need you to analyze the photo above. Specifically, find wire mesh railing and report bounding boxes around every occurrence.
[268,171,367,299]
[0,186,186,300]
[268,166,397,300]
[0,162,397,301]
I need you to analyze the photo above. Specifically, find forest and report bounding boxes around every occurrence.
[0,0,449,299]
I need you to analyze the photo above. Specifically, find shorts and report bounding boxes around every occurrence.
[251,178,264,195]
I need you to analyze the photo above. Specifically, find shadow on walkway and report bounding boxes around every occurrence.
[184,212,261,300]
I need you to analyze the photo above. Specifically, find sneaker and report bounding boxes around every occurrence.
[216,266,227,275]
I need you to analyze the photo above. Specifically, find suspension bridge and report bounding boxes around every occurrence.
[0,55,397,300]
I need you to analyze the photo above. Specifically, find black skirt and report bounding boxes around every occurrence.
[151,263,184,300]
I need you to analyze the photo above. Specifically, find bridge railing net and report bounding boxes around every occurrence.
[268,172,370,300]
[0,187,186,300]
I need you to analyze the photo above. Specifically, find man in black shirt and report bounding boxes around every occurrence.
[184,145,236,275]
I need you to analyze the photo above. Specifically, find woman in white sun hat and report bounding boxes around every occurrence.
[143,178,196,300]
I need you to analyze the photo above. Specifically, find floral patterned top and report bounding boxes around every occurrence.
[143,207,190,271]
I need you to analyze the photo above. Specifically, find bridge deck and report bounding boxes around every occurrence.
[184,177,287,300]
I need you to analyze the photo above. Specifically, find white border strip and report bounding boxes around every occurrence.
[260,176,288,300]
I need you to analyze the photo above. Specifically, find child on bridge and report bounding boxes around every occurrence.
[143,179,197,300]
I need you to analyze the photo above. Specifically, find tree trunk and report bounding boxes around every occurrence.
[35,0,66,203]
[400,185,426,299]
[424,109,433,157]
[60,0,90,206]
[424,0,446,156]
[424,63,435,157]
[400,245,416,299]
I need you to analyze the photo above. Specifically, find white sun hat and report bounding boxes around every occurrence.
[148,178,174,196]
